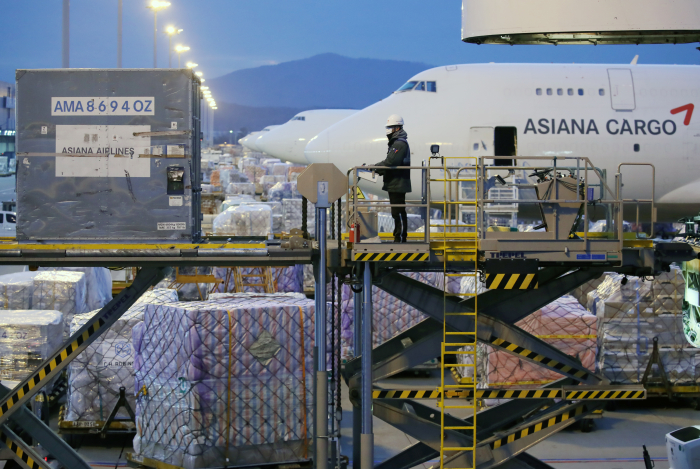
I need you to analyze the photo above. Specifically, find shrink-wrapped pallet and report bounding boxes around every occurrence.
[132,296,320,468]
[212,205,273,237]
[0,271,37,310]
[288,166,307,182]
[64,289,179,423]
[460,295,596,387]
[587,275,653,320]
[260,175,286,195]
[39,267,112,311]
[33,271,87,339]
[220,195,255,212]
[226,182,255,197]
[242,202,283,233]
[592,270,698,384]
[338,272,449,360]
[269,182,301,203]
[271,163,290,177]
[0,309,63,382]
[598,348,700,384]
[283,198,315,233]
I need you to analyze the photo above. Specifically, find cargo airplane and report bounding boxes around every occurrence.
[302,63,700,222]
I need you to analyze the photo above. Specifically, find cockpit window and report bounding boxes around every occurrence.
[290,116,306,121]
[397,81,418,92]
[427,81,437,92]
[415,81,425,91]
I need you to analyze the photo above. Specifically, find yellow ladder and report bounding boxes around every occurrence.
[233,267,276,293]
[432,156,478,468]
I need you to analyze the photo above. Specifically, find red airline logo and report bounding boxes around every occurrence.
[671,104,694,126]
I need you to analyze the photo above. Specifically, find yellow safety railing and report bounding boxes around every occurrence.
[431,156,478,468]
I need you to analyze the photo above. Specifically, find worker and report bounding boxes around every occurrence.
[374,114,411,243]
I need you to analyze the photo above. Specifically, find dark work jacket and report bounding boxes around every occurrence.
[374,129,412,193]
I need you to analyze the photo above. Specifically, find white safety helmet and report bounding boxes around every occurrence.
[386,114,404,135]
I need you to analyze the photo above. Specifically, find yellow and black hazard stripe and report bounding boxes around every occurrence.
[373,389,561,400]
[353,252,429,262]
[485,273,538,289]
[565,389,645,400]
[490,405,587,450]
[0,318,105,420]
[373,389,442,399]
[0,431,43,469]
[489,337,589,381]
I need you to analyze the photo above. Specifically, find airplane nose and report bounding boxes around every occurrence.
[304,131,329,164]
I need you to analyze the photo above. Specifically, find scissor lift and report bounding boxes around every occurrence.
[342,156,695,469]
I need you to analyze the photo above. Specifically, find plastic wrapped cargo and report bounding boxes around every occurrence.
[226,182,255,197]
[39,267,112,311]
[268,183,300,203]
[591,269,697,384]
[337,272,448,360]
[220,195,255,212]
[271,163,290,177]
[212,205,273,237]
[64,289,178,423]
[459,295,597,387]
[288,166,307,182]
[0,271,37,310]
[132,296,321,468]
[243,165,266,184]
[0,310,63,382]
[33,271,88,338]
[283,198,315,233]
[239,202,282,233]
[260,175,286,195]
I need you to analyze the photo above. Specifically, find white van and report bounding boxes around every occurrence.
[0,211,16,236]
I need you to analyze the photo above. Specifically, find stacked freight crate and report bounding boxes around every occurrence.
[590,267,695,385]
[132,295,323,468]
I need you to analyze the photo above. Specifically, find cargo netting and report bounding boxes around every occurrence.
[131,295,332,468]
[64,289,179,423]
[454,265,695,390]
[336,272,460,361]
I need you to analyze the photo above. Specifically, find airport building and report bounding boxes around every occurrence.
[0,80,15,163]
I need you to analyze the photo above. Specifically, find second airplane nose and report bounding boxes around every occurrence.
[304,131,329,164]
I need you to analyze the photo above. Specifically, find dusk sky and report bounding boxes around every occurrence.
[1,0,698,83]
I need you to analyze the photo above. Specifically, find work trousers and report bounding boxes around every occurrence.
[388,191,408,242]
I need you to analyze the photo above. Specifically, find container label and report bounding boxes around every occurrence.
[51,97,155,116]
[169,196,183,206]
[157,222,186,230]
[99,341,133,369]
[576,254,606,260]
[55,125,151,177]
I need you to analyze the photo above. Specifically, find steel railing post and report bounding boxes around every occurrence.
[361,262,374,469]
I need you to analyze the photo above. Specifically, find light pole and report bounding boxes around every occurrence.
[117,0,122,67]
[147,1,171,68]
[175,45,190,68]
[165,26,182,68]
[62,0,69,68]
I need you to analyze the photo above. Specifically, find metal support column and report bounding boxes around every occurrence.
[315,183,329,469]
[353,279,363,469]
[361,262,373,469]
